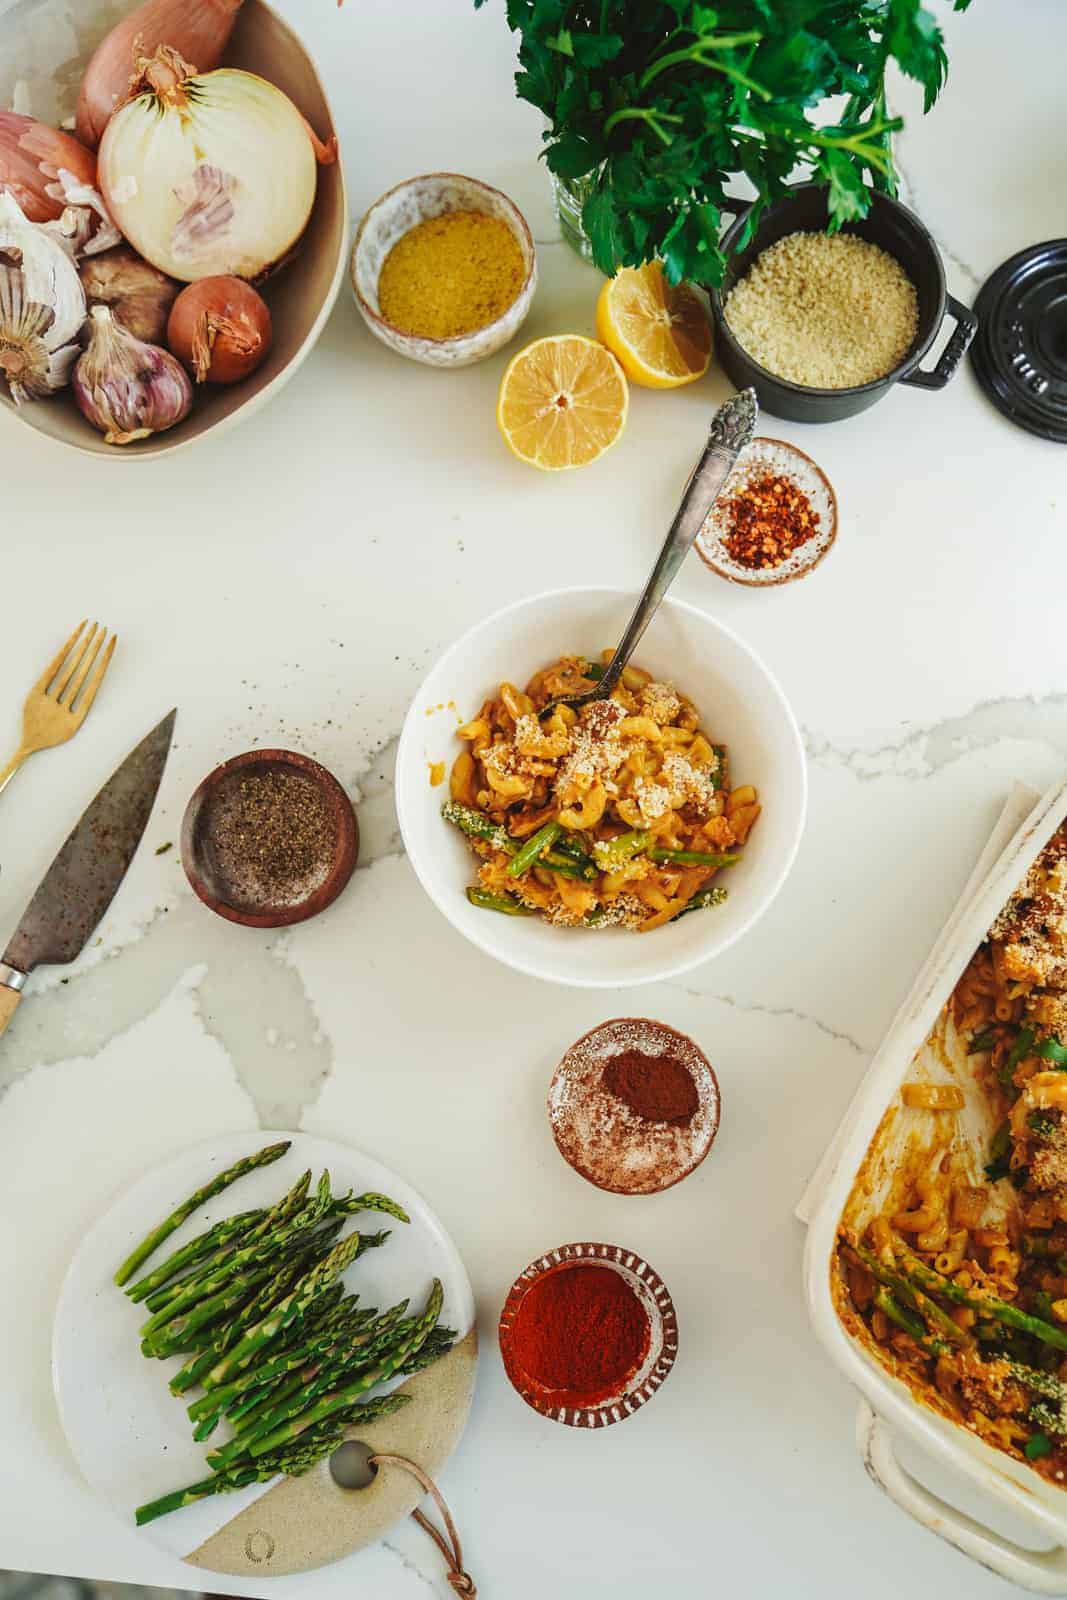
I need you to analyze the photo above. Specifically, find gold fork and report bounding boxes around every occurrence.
[0,621,117,797]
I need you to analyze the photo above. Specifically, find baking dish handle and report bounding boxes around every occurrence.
[857,1399,1067,1592]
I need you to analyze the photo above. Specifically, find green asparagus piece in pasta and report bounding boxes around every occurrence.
[582,660,606,681]
[676,886,728,918]
[873,1286,928,1343]
[592,830,652,869]
[853,1244,970,1347]
[508,821,563,877]
[895,1245,1067,1353]
[441,800,514,853]
[465,887,532,915]
[648,848,741,867]
[542,849,598,881]
[114,1141,291,1287]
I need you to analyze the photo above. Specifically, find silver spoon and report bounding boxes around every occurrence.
[540,387,758,719]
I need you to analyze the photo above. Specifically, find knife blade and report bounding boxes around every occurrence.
[0,709,176,1038]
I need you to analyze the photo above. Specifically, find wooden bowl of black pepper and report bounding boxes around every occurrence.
[181,749,358,928]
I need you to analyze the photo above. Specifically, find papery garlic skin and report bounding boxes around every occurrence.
[73,304,192,445]
[0,191,86,402]
[98,65,317,283]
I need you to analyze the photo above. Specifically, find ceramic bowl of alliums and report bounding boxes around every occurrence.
[350,172,537,367]
[0,0,347,459]
[395,586,807,989]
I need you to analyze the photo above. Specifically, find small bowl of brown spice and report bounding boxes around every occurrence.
[181,749,358,928]
[350,172,537,368]
[549,1018,720,1195]
[696,436,837,588]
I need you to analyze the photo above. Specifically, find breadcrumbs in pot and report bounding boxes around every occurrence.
[724,230,919,389]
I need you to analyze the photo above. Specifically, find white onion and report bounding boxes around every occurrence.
[98,51,319,283]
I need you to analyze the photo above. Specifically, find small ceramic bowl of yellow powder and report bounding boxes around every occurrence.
[351,173,537,367]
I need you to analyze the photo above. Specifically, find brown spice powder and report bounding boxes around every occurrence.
[602,1048,699,1125]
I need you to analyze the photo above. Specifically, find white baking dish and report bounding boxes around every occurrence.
[804,776,1067,1592]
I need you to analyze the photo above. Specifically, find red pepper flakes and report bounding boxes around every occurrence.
[721,471,819,571]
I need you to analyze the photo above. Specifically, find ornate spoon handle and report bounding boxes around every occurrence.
[595,388,757,698]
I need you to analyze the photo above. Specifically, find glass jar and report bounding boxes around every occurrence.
[549,168,601,263]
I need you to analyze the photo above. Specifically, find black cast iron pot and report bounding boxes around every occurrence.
[708,184,977,424]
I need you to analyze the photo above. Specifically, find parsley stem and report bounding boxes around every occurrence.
[640,35,767,95]
[602,106,682,145]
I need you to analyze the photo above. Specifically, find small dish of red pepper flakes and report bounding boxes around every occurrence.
[696,435,838,587]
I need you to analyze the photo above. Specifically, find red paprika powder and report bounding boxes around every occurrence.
[507,1264,650,1404]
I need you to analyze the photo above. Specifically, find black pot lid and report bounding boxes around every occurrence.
[971,240,1067,441]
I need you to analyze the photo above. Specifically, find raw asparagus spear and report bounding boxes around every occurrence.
[125,1210,265,1304]
[113,1141,291,1287]
[134,1394,411,1526]
[208,1304,412,1466]
[204,1229,368,1390]
[139,1178,334,1340]
[247,1280,443,1458]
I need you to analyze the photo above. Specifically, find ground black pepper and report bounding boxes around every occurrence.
[209,770,335,905]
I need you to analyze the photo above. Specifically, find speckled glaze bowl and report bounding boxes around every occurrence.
[350,173,537,367]
[696,437,839,588]
[498,1241,678,1429]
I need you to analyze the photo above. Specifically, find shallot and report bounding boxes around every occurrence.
[80,247,180,345]
[0,113,96,223]
[167,275,272,383]
[98,47,333,283]
[75,0,245,147]
[73,305,192,444]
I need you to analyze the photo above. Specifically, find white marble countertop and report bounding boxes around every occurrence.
[2,1,1066,1594]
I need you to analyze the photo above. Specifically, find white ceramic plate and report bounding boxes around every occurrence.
[396,586,807,989]
[52,1132,475,1563]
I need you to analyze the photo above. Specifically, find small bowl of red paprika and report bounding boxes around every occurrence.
[499,1241,678,1428]
[696,436,838,587]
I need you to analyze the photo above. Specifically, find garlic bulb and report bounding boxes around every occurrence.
[0,191,86,403]
[98,48,328,283]
[73,305,192,445]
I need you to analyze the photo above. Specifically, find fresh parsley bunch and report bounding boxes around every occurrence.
[476,1,972,287]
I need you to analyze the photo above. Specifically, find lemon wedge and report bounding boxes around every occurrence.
[596,262,712,389]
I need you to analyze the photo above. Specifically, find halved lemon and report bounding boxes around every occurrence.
[596,262,712,389]
[496,335,629,471]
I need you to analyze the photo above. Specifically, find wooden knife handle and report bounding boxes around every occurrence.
[0,986,21,1039]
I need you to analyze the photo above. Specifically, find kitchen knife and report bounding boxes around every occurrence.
[0,709,176,1039]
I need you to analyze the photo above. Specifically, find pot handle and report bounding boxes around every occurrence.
[899,294,978,391]
[856,1399,1067,1592]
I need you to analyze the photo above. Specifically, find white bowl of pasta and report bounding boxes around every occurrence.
[395,587,807,989]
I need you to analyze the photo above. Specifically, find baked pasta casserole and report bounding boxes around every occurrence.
[442,653,761,931]
[836,821,1067,1485]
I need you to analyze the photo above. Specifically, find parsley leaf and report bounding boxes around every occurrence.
[477,0,970,287]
